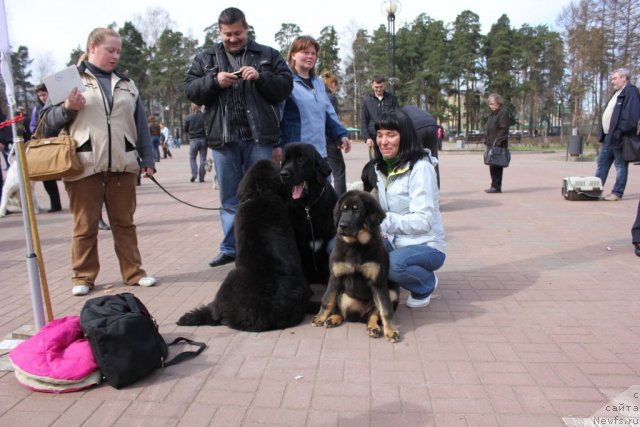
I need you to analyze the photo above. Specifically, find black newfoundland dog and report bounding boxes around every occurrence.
[312,190,400,342]
[280,143,338,285]
[177,160,311,332]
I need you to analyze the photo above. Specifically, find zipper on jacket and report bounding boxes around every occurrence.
[92,73,113,171]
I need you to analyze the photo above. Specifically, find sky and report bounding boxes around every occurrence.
[3,0,574,81]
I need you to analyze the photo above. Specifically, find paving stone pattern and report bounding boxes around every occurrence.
[0,143,639,426]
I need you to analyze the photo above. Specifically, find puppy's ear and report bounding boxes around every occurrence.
[333,197,343,226]
[363,193,386,229]
[361,160,376,192]
[315,154,333,184]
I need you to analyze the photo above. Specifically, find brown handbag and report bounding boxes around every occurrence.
[25,118,83,181]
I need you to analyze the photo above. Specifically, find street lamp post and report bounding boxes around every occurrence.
[381,0,400,93]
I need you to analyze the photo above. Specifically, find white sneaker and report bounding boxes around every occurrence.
[72,284,91,296]
[406,273,438,308]
[407,294,432,308]
[138,276,157,287]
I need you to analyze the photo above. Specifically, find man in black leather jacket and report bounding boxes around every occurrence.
[360,75,398,155]
[184,7,293,268]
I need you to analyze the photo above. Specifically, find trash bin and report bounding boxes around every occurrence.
[456,140,465,149]
[568,135,583,156]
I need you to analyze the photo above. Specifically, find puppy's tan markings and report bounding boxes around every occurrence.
[332,262,355,277]
[312,289,338,326]
[373,293,400,343]
[324,313,344,328]
[357,262,380,281]
[339,235,358,243]
[367,311,382,338]
[388,289,399,305]
[339,294,371,318]
[356,229,372,244]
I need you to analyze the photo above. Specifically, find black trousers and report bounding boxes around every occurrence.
[417,127,440,188]
[632,196,640,244]
[489,166,503,190]
[326,142,346,197]
[43,179,61,210]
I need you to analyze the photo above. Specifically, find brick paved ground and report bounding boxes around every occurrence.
[1,142,639,427]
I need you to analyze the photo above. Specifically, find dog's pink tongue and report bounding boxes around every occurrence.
[292,184,304,199]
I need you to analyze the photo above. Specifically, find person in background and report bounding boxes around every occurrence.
[30,83,62,213]
[43,27,156,296]
[184,103,208,183]
[184,7,293,268]
[361,75,398,158]
[595,67,640,201]
[280,36,351,161]
[484,93,509,193]
[148,115,161,162]
[321,70,347,196]
[373,109,446,308]
[401,105,442,188]
[633,197,640,257]
[159,121,172,159]
[16,106,31,141]
[173,128,182,148]
[0,109,8,199]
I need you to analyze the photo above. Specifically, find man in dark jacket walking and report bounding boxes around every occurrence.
[184,103,208,183]
[184,7,293,267]
[361,75,398,155]
[595,67,640,201]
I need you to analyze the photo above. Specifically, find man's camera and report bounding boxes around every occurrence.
[231,70,243,78]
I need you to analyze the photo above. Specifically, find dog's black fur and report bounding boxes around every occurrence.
[360,159,377,193]
[312,190,400,342]
[280,143,338,285]
[177,160,311,332]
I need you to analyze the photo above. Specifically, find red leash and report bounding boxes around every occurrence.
[0,112,24,129]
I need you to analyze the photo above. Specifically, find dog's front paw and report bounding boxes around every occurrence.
[367,325,382,338]
[384,327,400,343]
[324,314,344,328]
[311,315,326,327]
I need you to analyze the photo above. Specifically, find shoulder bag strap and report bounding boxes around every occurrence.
[163,337,207,367]
[30,117,46,140]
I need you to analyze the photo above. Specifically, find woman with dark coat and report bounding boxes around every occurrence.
[484,93,510,193]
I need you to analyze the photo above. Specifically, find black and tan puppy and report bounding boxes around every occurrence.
[312,190,400,342]
[177,160,311,332]
[280,143,339,285]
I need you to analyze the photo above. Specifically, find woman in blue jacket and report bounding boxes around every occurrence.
[280,36,351,159]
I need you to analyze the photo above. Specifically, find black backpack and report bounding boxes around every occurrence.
[80,293,206,389]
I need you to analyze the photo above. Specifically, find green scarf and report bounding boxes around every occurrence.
[384,157,397,174]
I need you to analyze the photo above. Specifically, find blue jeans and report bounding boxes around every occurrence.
[151,136,161,162]
[211,141,273,257]
[385,241,446,299]
[189,138,208,181]
[595,143,628,197]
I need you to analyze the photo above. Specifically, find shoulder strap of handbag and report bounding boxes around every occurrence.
[163,337,207,367]
[30,116,69,142]
[31,117,47,140]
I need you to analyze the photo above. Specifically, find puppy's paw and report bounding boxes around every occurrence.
[311,315,326,327]
[324,314,344,328]
[367,325,382,338]
[384,327,400,343]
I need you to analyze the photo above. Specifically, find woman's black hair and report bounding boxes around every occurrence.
[373,109,427,175]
